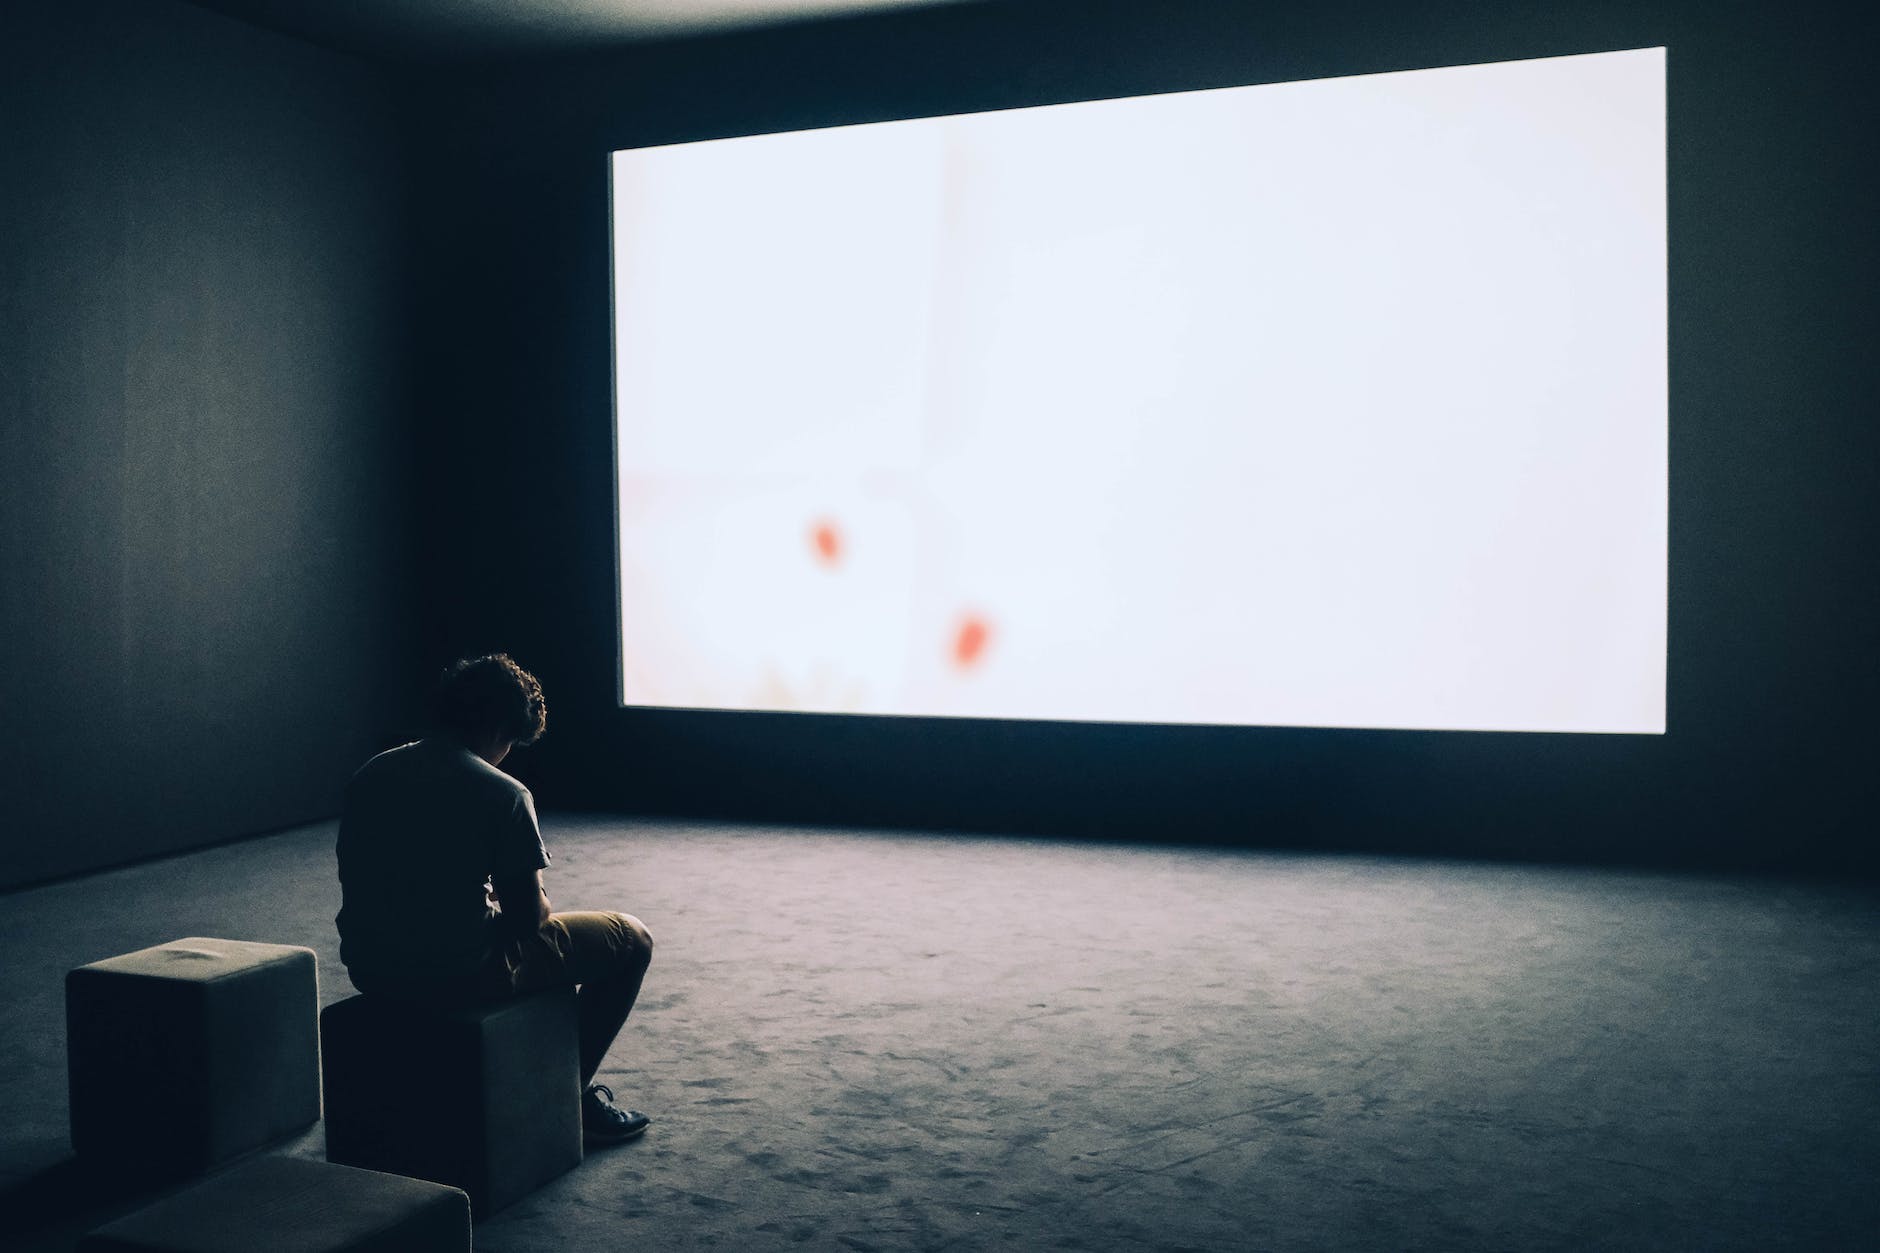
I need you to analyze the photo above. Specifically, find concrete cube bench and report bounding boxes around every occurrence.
[78,1154,469,1252]
[320,988,581,1216]
[67,937,321,1174]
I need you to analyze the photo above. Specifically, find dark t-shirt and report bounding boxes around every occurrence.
[335,738,549,990]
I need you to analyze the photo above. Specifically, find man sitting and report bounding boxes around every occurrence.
[335,653,653,1143]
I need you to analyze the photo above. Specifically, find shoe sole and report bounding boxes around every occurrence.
[585,1123,650,1146]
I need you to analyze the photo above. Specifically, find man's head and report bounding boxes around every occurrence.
[432,654,546,764]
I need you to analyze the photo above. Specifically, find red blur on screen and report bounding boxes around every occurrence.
[953,614,991,669]
[810,519,843,568]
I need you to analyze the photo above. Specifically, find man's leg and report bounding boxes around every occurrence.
[510,911,653,1087]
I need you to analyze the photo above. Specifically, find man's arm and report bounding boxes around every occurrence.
[491,869,552,939]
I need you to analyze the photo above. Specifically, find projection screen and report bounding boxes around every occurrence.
[611,47,1666,734]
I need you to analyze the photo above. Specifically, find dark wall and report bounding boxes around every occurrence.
[412,0,1878,874]
[0,0,419,888]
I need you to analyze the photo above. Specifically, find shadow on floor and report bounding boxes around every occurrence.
[0,1150,190,1250]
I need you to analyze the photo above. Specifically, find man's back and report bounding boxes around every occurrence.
[335,738,548,991]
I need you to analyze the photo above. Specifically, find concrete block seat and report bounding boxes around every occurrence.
[320,988,582,1216]
[78,1154,469,1252]
[66,937,321,1174]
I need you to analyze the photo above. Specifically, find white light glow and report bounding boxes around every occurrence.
[612,48,1667,733]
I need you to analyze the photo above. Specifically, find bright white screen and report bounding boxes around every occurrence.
[612,48,1666,733]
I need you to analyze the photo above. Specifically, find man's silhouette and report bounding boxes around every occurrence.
[335,654,653,1143]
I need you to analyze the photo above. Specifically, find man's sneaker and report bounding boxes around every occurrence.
[583,1084,651,1144]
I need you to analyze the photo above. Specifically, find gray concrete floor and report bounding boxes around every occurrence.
[2,816,1876,1250]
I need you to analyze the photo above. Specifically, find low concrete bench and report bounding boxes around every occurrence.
[321,988,582,1216]
[66,937,321,1175]
[78,1154,469,1252]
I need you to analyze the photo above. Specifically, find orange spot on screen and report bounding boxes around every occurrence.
[810,519,842,568]
[952,614,991,669]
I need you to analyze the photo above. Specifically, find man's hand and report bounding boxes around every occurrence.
[491,869,552,939]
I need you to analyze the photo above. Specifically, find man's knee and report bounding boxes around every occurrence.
[611,912,653,969]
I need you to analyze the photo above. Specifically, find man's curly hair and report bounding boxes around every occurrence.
[432,654,547,748]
